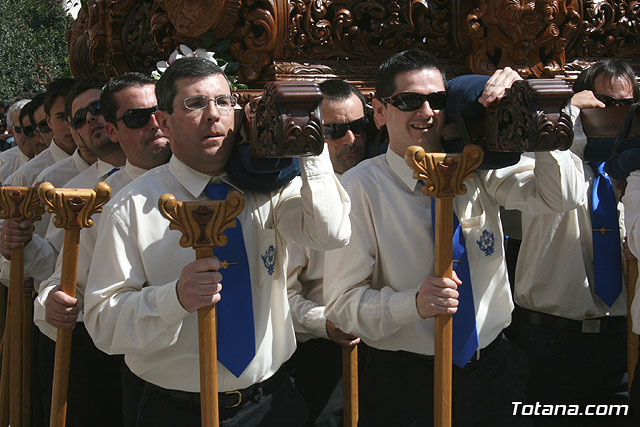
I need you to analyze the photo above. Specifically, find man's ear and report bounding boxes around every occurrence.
[154,109,173,141]
[372,98,387,129]
[104,122,120,143]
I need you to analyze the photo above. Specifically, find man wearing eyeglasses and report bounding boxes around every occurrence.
[0,99,34,184]
[510,59,639,427]
[81,57,350,427]
[322,48,585,426]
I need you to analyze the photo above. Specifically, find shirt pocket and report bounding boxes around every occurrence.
[459,211,502,260]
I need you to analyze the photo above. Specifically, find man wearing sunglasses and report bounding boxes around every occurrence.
[510,59,640,427]
[82,57,350,427]
[287,79,366,425]
[323,48,585,426]
[0,99,33,184]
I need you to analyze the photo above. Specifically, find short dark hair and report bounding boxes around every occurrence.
[156,56,231,114]
[574,59,640,101]
[100,72,156,123]
[44,78,76,116]
[319,80,367,112]
[65,77,107,119]
[375,48,447,99]
[21,93,45,127]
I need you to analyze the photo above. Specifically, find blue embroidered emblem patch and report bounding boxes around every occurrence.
[261,245,276,275]
[476,230,495,256]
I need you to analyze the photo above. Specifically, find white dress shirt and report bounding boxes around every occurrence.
[6,140,70,187]
[622,171,640,333]
[84,148,350,392]
[515,107,627,319]
[35,161,148,340]
[323,148,584,355]
[8,160,116,288]
[286,243,329,341]
[0,146,23,184]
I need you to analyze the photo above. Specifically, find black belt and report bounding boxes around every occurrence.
[395,332,503,364]
[519,308,625,334]
[143,366,285,409]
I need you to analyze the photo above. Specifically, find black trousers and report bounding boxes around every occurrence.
[136,367,308,427]
[359,335,531,427]
[291,339,344,427]
[38,323,123,426]
[515,316,630,427]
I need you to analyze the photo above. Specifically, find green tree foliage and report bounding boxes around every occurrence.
[0,0,73,101]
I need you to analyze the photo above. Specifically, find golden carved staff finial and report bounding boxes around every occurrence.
[37,181,112,427]
[404,144,484,427]
[0,186,45,427]
[158,189,245,427]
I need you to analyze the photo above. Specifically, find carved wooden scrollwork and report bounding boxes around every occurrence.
[158,191,245,249]
[249,81,324,157]
[569,0,640,58]
[0,187,45,223]
[486,79,574,152]
[466,0,581,77]
[405,145,484,199]
[37,182,112,229]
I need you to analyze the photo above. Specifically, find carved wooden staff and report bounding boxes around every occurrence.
[627,255,638,392]
[38,181,111,427]
[342,345,358,426]
[0,186,45,427]
[159,190,245,427]
[0,296,11,427]
[405,145,484,427]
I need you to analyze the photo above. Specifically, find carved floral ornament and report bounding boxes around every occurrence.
[37,182,112,229]
[0,187,45,223]
[71,0,640,85]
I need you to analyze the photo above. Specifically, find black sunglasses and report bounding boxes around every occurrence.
[114,106,158,129]
[323,117,369,140]
[22,125,35,138]
[13,125,22,134]
[70,100,101,129]
[595,94,635,107]
[381,91,447,111]
[36,118,51,134]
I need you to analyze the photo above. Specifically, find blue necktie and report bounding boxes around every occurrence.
[589,162,623,307]
[430,197,479,367]
[203,182,256,377]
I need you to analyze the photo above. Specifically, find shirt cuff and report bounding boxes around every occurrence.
[300,143,332,179]
[303,306,329,339]
[155,280,190,326]
[389,288,423,326]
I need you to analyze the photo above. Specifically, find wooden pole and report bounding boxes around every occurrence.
[404,145,484,427]
[37,181,112,427]
[49,229,80,427]
[0,293,11,427]
[342,345,358,427]
[434,198,454,427]
[0,186,46,427]
[627,255,638,393]
[159,191,246,427]
[22,278,34,427]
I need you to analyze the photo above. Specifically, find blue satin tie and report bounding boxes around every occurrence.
[589,162,623,307]
[203,182,256,377]
[430,197,479,367]
[107,167,120,177]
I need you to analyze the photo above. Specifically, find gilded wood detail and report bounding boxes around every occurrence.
[158,191,245,249]
[405,145,484,198]
[37,182,112,229]
[0,187,45,223]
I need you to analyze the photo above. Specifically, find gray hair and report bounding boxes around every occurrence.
[7,99,31,128]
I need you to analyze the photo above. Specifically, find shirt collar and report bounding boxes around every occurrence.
[385,149,420,192]
[123,160,148,181]
[96,159,117,179]
[49,139,70,162]
[71,149,91,173]
[168,155,235,199]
